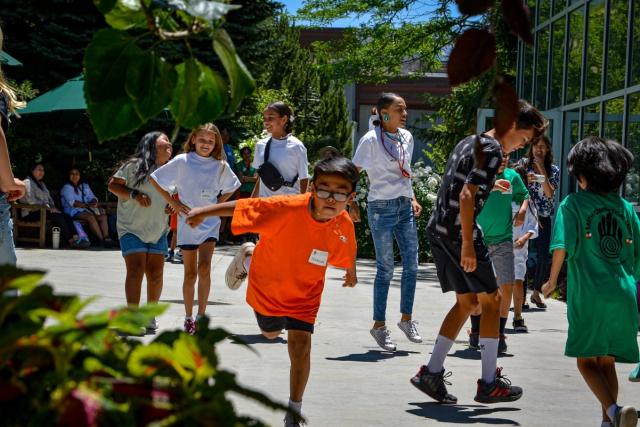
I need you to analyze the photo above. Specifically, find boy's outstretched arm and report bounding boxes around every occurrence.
[186,201,238,227]
[542,249,566,297]
[459,183,478,272]
[343,260,357,287]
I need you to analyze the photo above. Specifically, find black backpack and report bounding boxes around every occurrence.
[257,138,298,192]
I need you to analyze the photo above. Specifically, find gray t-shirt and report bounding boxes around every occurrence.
[113,162,169,243]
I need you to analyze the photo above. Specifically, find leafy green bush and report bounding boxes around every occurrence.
[0,267,287,426]
[354,163,441,263]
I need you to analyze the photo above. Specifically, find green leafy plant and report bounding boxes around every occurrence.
[0,266,288,426]
[84,0,256,141]
[354,163,441,262]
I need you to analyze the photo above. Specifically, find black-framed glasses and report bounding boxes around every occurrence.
[316,190,350,202]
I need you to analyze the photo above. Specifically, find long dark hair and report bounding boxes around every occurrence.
[66,167,83,194]
[28,163,45,191]
[123,131,166,187]
[524,135,553,177]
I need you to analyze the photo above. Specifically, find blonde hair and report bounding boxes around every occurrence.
[0,26,26,115]
[182,123,226,160]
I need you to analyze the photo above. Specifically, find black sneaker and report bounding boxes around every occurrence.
[498,334,508,354]
[512,317,528,333]
[410,365,458,404]
[474,368,523,403]
[469,332,479,350]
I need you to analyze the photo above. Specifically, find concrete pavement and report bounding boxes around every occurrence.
[16,247,640,427]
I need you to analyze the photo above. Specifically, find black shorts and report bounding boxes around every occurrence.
[427,227,498,294]
[178,237,217,251]
[254,311,314,334]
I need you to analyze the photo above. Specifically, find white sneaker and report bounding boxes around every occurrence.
[370,326,397,351]
[615,406,638,427]
[397,320,422,343]
[225,242,255,290]
[146,317,159,333]
[172,250,183,264]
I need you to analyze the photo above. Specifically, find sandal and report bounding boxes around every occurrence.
[530,294,547,309]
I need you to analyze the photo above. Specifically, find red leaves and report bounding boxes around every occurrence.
[455,0,495,15]
[447,29,496,86]
[494,80,520,138]
[502,0,534,45]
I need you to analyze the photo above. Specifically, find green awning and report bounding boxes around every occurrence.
[20,75,86,114]
[0,51,22,66]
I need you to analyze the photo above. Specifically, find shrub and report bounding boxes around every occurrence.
[0,267,288,427]
[353,162,441,263]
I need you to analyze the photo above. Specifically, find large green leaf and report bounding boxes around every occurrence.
[213,29,256,113]
[92,0,118,14]
[84,29,146,140]
[104,0,148,30]
[128,342,192,381]
[125,52,177,120]
[165,0,240,22]
[169,59,228,129]
[173,334,214,381]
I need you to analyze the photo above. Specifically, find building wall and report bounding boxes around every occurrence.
[516,0,640,205]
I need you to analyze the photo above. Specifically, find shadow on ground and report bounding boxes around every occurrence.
[406,402,521,425]
[230,333,287,344]
[449,348,514,360]
[159,299,231,306]
[326,349,420,362]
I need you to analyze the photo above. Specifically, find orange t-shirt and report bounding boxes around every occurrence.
[231,193,356,324]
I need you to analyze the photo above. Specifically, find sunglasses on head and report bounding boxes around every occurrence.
[315,189,350,202]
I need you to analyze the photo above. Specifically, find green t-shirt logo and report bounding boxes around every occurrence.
[587,209,631,263]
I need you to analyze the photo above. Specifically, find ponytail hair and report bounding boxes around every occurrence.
[374,92,401,130]
[265,101,295,134]
[0,26,26,115]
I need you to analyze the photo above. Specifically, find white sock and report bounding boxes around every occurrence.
[243,254,252,272]
[606,404,619,423]
[288,399,302,414]
[427,335,454,374]
[185,316,193,321]
[479,337,499,383]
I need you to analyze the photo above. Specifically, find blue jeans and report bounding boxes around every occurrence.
[0,194,16,266]
[367,196,418,322]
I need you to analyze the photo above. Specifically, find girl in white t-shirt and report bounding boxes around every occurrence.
[252,101,309,198]
[150,123,240,334]
[352,93,422,352]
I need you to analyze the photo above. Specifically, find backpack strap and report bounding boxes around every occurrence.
[264,138,272,163]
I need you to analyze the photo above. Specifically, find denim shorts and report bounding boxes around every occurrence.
[120,232,168,257]
[487,240,515,286]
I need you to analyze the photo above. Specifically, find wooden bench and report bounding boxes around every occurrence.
[11,201,118,248]
[11,203,48,248]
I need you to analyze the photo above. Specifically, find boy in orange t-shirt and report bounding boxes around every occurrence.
[186,155,358,426]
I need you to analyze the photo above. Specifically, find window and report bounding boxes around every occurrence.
[633,0,640,85]
[603,97,624,142]
[605,0,628,93]
[522,44,535,101]
[536,27,550,109]
[566,6,585,104]
[583,102,601,137]
[539,0,551,24]
[549,18,566,108]
[553,0,565,17]
[626,93,640,204]
[584,0,605,100]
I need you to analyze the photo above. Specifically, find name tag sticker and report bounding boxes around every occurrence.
[308,249,328,266]
[201,189,214,201]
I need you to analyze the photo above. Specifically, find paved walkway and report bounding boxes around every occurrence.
[16,247,640,427]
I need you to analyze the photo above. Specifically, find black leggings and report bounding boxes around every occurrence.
[23,211,76,245]
[533,216,552,292]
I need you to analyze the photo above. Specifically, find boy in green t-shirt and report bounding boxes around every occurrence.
[470,156,529,354]
[543,136,639,427]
